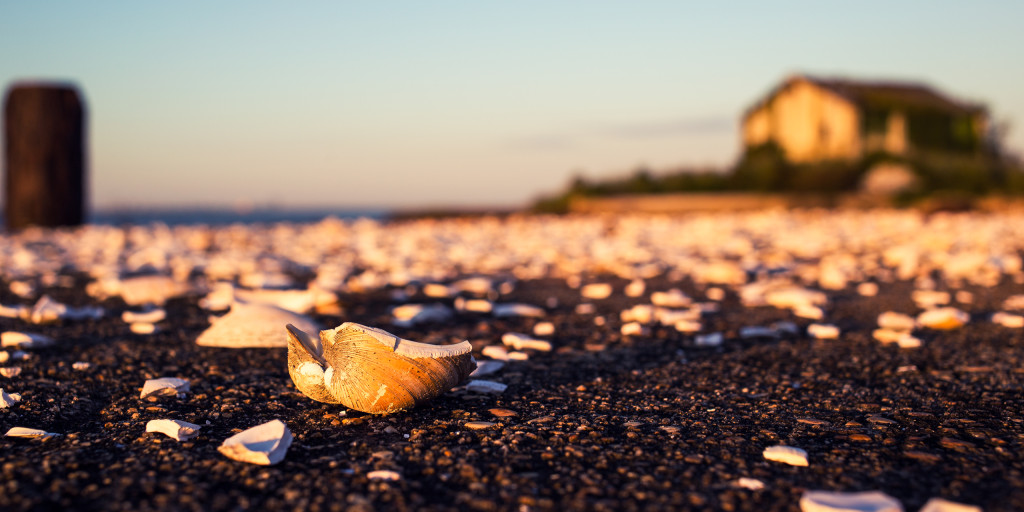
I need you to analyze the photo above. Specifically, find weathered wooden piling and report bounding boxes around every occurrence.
[3,82,86,230]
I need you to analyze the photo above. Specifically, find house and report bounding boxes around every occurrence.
[741,74,989,163]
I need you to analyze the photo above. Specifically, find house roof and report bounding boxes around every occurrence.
[743,74,987,120]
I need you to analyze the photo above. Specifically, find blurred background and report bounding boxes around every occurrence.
[2,1,1023,218]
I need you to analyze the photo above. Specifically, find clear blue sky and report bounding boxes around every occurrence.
[2,1,1022,210]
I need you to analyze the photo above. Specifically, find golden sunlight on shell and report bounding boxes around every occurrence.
[286,322,476,414]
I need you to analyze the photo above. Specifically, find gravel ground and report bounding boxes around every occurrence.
[1,271,1023,511]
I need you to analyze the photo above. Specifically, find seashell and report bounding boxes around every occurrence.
[992,311,1024,328]
[1,331,55,349]
[481,345,509,361]
[218,419,292,465]
[286,322,476,414]
[0,388,22,408]
[5,427,58,440]
[146,419,202,441]
[799,490,902,512]
[454,297,493,314]
[197,300,319,348]
[130,322,158,335]
[501,333,552,352]
[140,377,190,399]
[916,307,969,330]
[762,445,809,466]
[465,421,495,430]
[1,367,22,378]
[465,379,507,394]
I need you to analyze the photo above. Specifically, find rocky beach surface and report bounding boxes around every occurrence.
[1,210,1022,511]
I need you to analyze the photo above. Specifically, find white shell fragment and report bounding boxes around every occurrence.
[992,311,1024,328]
[1,367,23,378]
[763,445,809,466]
[695,332,724,347]
[146,419,202,441]
[916,307,969,330]
[625,279,646,297]
[621,322,648,336]
[807,324,840,340]
[454,297,493,314]
[140,377,190,399]
[130,322,158,335]
[5,427,58,440]
[196,301,319,348]
[22,295,104,324]
[469,360,505,377]
[391,303,453,327]
[501,332,552,352]
[88,275,190,306]
[877,312,916,331]
[466,380,507,394]
[72,361,91,371]
[217,419,292,465]
[0,388,22,408]
[734,477,766,490]
[919,497,981,512]
[651,289,691,308]
[532,322,555,336]
[1,331,55,349]
[800,490,902,512]
[367,470,402,481]
[481,346,510,361]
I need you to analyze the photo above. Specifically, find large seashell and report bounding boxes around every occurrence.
[286,322,476,414]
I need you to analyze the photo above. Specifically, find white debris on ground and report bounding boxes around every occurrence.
[217,419,292,465]
[146,419,202,441]
[140,377,190,399]
[799,490,903,512]
[195,301,320,348]
[1,331,55,349]
[5,427,58,440]
[919,497,982,512]
[501,332,552,352]
[0,388,22,408]
[465,380,508,394]
[762,445,809,466]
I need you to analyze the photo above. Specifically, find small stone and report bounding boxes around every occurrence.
[796,418,829,426]
[122,308,167,324]
[625,279,646,298]
[130,322,158,335]
[992,311,1024,328]
[734,477,766,490]
[705,287,726,301]
[532,322,555,336]
[1,367,22,378]
[651,289,691,308]
[916,307,968,329]
[493,303,545,318]
[674,320,702,333]
[580,283,613,300]
[740,326,778,339]
[465,421,495,430]
[0,331,55,349]
[620,322,647,336]
[574,303,596,315]
[488,408,517,418]
[877,311,915,331]
[857,282,879,296]
[501,332,552,351]
[72,361,91,371]
[481,345,509,361]
[800,490,902,512]
[762,445,809,466]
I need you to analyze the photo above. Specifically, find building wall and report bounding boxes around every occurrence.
[743,78,862,163]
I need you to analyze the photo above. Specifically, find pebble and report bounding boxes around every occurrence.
[0,352,7,364]
[122,308,167,324]
[857,282,879,296]
[620,322,647,336]
[501,332,552,352]
[72,361,91,370]
[492,303,545,318]
[481,346,510,361]
[734,477,766,490]
[580,283,613,300]
[694,332,723,347]
[917,307,969,330]
[877,311,916,331]
[454,297,493,314]
[488,408,517,418]
[800,490,902,512]
[762,445,809,466]
[705,287,726,301]
[532,321,555,336]
[651,289,691,308]
[465,421,496,430]
[992,311,1024,328]
[130,322,158,335]
[367,470,402,481]
[624,279,646,297]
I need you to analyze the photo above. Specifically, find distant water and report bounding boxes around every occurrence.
[87,208,389,227]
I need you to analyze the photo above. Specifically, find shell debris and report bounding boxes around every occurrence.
[140,377,190,399]
[501,332,552,352]
[580,283,613,300]
[0,388,22,408]
[762,445,809,466]
[1,331,55,349]
[5,427,58,440]
[196,301,320,348]
[465,380,507,394]
[217,419,292,465]
[799,490,902,512]
[919,498,981,512]
[1,367,23,378]
[146,419,202,441]
[367,470,402,481]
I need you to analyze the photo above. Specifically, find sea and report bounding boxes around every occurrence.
[87,208,389,227]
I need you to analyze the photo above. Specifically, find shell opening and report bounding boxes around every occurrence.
[286,324,326,366]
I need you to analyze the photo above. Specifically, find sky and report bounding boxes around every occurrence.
[2,1,1023,211]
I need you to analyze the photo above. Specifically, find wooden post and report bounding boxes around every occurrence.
[3,83,86,230]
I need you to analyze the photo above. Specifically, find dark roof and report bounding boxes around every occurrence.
[744,74,987,119]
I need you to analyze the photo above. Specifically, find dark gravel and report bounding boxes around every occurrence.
[1,274,1022,511]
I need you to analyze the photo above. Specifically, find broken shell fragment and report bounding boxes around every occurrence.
[878,312,916,331]
[286,322,476,414]
[197,301,320,348]
[580,283,613,300]
[218,419,292,465]
[5,427,58,440]
[469,359,505,377]
[919,498,981,512]
[72,361,91,371]
[992,311,1024,328]
[501,332,552,352]
[140,377,190,399]
[1,367,23,378]
[916,307,969,330]
[367,470,402,481]
[146,419,202,441]
[465,379,507,394]
[492,303,545,318]
[122,308,167,324]
[763,445,809,466]
[799,490,902,512]
[130,322,157,335]
[807,323,840,340]
[0,388,22,408]
[1,331,55,349]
